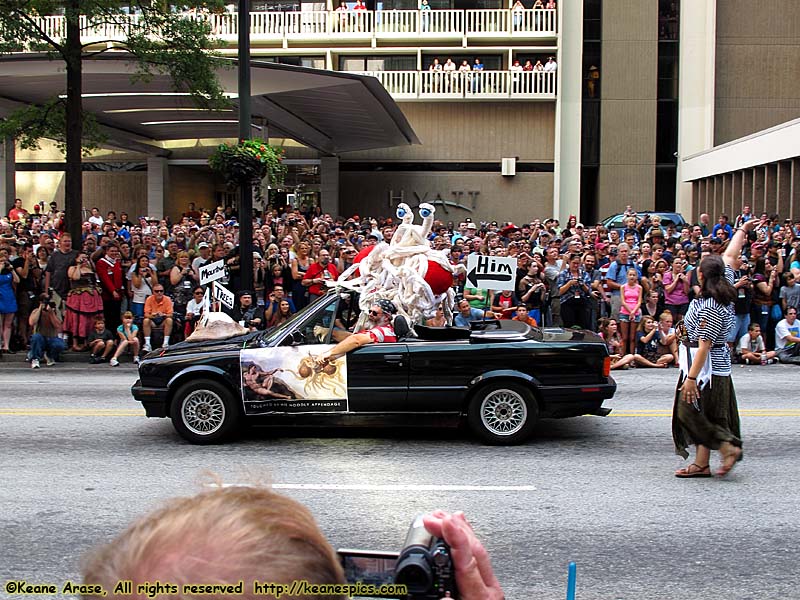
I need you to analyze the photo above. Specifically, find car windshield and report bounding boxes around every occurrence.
[250,292,342,347]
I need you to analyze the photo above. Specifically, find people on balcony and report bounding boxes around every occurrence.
[544,56,558,72]
[512,0,525,30]
[472,58,484,92]
[510,59,523,93]
[420,0,431,32]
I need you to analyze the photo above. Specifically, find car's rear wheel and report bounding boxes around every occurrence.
[467,382,538,445]
[170,379,239,444]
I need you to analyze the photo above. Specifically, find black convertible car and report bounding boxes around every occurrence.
[132,291,615,445]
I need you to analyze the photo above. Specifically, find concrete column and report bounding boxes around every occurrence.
[792,158,799,222]
[753,167,765,213]
[0,137,15,217]
[766,163,778,216]
[777,161,791,220]
[147,157,169,220]
[742,168,753,207]
[320,157,339,216]
[676,0,716,216]
[552,0,582,222]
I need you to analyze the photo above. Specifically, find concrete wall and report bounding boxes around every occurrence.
[167,166,218,218]
[15,171,147,218]
[339,171,555,224]
[714,1,800,144]
[343,101,556,162]
[596,0,659,218]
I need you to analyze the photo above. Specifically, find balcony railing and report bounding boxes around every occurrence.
[31,8,557,44]
[354,70,557,101]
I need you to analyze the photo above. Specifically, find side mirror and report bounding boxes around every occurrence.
[291,330,305,345]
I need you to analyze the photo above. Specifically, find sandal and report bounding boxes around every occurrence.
[717,443,742,477]
[675,463,711,478]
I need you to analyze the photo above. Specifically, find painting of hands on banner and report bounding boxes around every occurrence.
[240,346,348,414]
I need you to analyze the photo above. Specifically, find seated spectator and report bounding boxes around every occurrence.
[454,298,493,327]
[775,307,800,364]
[598,317,637,370]
[490,288,518,318]
[512,304,538,327]
[28,294,65,368]
[142,285,174,352]
[739,322,776,365]
[423,302,448,326]
[110,311,140,366]
[656,311,678,365]
[267,299,294,329]
[634,315,671,368]
[87,317,116,364]
[231,291,265,331]
[81,486,503,600]
[184,286,207,335]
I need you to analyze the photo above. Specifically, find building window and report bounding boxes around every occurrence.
[340,56,417,71]
[262,56,326,69]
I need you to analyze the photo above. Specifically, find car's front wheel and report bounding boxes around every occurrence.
[170,379,240,444]
[467,382,538,445]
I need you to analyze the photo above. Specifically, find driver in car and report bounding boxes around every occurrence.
[315,299,397,366]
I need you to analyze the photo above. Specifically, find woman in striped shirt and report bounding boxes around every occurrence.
[673,218,758,478]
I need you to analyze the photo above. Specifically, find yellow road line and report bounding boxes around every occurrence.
[0,409,143,416]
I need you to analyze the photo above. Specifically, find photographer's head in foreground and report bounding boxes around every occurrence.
[80,486,503,600]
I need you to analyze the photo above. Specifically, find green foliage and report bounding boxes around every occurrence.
[0,98,105,156]
[0,0,230,152]
[209,139,287,187]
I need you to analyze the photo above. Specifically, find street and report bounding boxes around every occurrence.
[1,364,799,600]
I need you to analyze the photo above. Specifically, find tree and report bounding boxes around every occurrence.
[0,1,229,241]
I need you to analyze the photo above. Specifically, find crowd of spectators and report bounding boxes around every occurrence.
[2,198,800,368]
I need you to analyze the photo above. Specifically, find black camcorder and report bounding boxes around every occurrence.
[339,516,458,599]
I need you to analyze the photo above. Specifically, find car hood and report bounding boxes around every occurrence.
[540,328,605,344]
[145,336,250,359]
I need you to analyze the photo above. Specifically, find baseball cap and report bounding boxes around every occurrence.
[466,223,477,229]
[710,237,722,244]
[197,242,209,249]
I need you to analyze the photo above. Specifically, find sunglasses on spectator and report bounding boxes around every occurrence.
[368,310,381,317]
[154,289,165,293]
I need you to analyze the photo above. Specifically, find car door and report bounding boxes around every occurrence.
[346,342,409,411]
[404,340,472,412]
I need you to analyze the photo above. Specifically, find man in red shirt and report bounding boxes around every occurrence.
[96,243,124,331]
[315,299,397,366]
[8,198,28,222]
[302,250,339,300]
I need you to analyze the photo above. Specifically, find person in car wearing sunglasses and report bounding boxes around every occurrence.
[315,299,397,367]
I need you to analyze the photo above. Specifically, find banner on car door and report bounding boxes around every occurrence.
[240,345,348,415]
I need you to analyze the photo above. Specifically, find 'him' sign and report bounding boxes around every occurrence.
[466,254,518,291]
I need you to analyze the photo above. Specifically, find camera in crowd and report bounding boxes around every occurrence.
[339,516,458,599]
[37,293,56,310]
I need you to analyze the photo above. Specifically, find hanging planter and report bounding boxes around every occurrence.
[208,138,286,187]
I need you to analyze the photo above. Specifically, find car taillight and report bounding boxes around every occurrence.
[602,356,611,378]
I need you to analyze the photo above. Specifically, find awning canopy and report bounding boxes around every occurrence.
[0,53,419,156]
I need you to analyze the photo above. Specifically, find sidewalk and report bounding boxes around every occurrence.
[0,349,139,366]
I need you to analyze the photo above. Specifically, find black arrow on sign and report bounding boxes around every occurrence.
[467,269,513,288]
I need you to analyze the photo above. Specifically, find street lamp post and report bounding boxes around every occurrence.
[238,0,254,293]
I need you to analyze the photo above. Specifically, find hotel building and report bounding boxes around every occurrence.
[1,0,798,224]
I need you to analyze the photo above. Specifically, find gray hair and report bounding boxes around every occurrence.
[617,242,630,252]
